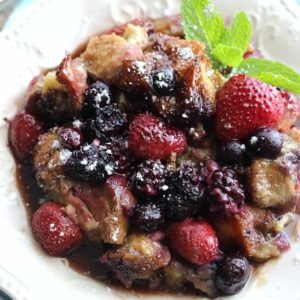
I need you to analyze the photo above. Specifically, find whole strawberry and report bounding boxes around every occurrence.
[215,75,284,141]
[278,90,300,131]
[168,218,219,265]
[32,202,83,256]
[9,111,44,160]
[128,113,187,160]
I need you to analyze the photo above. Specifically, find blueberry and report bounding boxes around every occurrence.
[65,143,115,184]
[82,81,112,116]
[58,127,83,149]
[152,67,176,96]
[215,254,250,295]
[218,140,246,164]
[133,203,164,232]
[247,128,283,159]
[130,160,168,197]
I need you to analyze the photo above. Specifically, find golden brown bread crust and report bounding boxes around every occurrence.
[101,233,171,288]
[34,129,73,204]
[249,156,298,210]
[211,207,263,257]
[81,27,146,83]
[211,205,294,260]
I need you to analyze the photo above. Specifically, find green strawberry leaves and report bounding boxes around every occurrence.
[180,0,300,94]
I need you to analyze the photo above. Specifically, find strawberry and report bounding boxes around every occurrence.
[168,218,219,265]
[215,75,284,141]
[128,113,187,159]
[32,202,83,256]
[9,111,44,160]
[278,91,300,131]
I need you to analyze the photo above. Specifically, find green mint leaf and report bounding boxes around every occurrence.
[231,58,300,94]
[181,0,225,59]
[221,12,252,52]
[213,12,252,67]
[213,44,244,67]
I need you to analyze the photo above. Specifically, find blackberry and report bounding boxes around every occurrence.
[65,143,115,184]
[160,165,204,221]
[82,81,112,116]
[206,168,245,217]
[105,137,134,175]
[133,203,164,232]
[130,160,168,197]
[82,104,127,142]
[215,254,250,295]
[178,95,203,125]
[58,127,83,149]
[247,128,283,159]
[199,159,220,183]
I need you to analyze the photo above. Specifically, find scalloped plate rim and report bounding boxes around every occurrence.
[0,0,300,300]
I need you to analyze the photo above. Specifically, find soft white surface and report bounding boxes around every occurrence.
[0,0,300,299]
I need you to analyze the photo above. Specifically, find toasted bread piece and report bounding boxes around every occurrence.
[249,157,297,209]
[34,129,73,204]
[101,233,171,288]
[211,207,262,257]
[81,25,146,82]
[164,260,218,297]
[212,206,292,260]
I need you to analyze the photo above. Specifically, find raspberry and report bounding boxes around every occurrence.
[168,218,219,265]
[128,113,187,160]
[32,202,83,256]
[160,165,204,221]
[206,168,245,217]
[65,143,115,184]
[129,160,168,197]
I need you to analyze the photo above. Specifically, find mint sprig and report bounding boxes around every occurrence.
[213,12,252,67]
[180,0,300,95]
[232,58,300,94]
[181,0,225,59]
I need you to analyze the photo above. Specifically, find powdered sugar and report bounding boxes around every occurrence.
[59,149,72,164]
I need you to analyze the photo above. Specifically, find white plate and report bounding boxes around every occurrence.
[0,0,300,299]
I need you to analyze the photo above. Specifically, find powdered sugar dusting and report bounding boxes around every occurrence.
[59,149,72,164]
